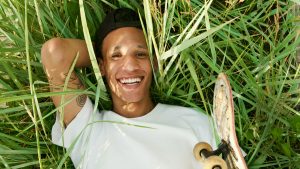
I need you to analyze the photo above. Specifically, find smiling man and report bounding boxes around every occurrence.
[100,27,154,118]
[41,8,216,169]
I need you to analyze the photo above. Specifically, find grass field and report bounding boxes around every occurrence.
[0,0,299,168]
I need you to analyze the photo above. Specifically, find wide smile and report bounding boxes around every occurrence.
[117,76,144,88]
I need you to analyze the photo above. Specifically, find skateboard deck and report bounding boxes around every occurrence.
[193,73,247,169]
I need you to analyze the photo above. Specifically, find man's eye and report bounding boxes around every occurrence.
[136,52,147,58]
[111,53,121,59]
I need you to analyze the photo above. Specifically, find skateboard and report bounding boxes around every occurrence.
[193,73,247,169]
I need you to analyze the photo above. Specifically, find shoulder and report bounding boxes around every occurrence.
[158,103,209,117]
[156,103,215,138]
[156,103,212,126]
[65,97,104,128]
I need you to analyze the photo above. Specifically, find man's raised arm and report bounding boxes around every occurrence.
[41,38,91,126]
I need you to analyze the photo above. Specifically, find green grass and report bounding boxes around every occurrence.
[0,0,299,168]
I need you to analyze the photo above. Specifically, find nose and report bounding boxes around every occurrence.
[122,55,140,72]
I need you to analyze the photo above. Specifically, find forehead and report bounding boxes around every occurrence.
[102,27,147,53]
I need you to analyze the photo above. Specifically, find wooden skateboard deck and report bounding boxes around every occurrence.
[194,73,247,169]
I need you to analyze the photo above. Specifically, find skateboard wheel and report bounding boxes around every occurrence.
[193,142,213,161]
[203,156,227,169]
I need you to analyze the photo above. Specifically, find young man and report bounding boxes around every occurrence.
[42,8,216,169]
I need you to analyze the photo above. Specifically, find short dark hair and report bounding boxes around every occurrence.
[94,8,144,59]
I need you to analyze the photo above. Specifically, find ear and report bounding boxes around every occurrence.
[99,59,106,76]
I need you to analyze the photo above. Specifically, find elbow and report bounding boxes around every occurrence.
[41,38,66,66]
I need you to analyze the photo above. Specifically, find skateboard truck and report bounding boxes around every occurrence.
[198,140,240,169]
[200,140,231,160]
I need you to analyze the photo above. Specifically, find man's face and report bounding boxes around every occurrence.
[100,27,152,106]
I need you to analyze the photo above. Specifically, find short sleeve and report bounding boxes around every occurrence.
[51,97,95,148]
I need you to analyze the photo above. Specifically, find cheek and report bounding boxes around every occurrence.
[143,61,153,84]
[145,61,153,75]
[106,64,117,77]
[103,61,115,75]
[105,63,120,91]
[108,62,116,69]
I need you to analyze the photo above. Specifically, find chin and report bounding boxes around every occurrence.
[121,96,143,104]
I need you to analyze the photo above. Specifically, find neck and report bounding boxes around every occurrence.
[112,98,154,118]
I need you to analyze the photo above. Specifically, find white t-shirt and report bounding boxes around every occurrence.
[52,98,216,169]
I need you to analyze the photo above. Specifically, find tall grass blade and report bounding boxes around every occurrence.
[79,0,106,93]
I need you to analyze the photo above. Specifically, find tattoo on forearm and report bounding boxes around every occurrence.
[63,72,77,82]
[76,94,86,107]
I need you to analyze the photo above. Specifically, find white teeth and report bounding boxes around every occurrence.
[120,77,142,84]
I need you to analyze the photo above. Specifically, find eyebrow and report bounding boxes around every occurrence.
[113,46,121,52]
[137,45,147,49]
[112,45,147,52]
